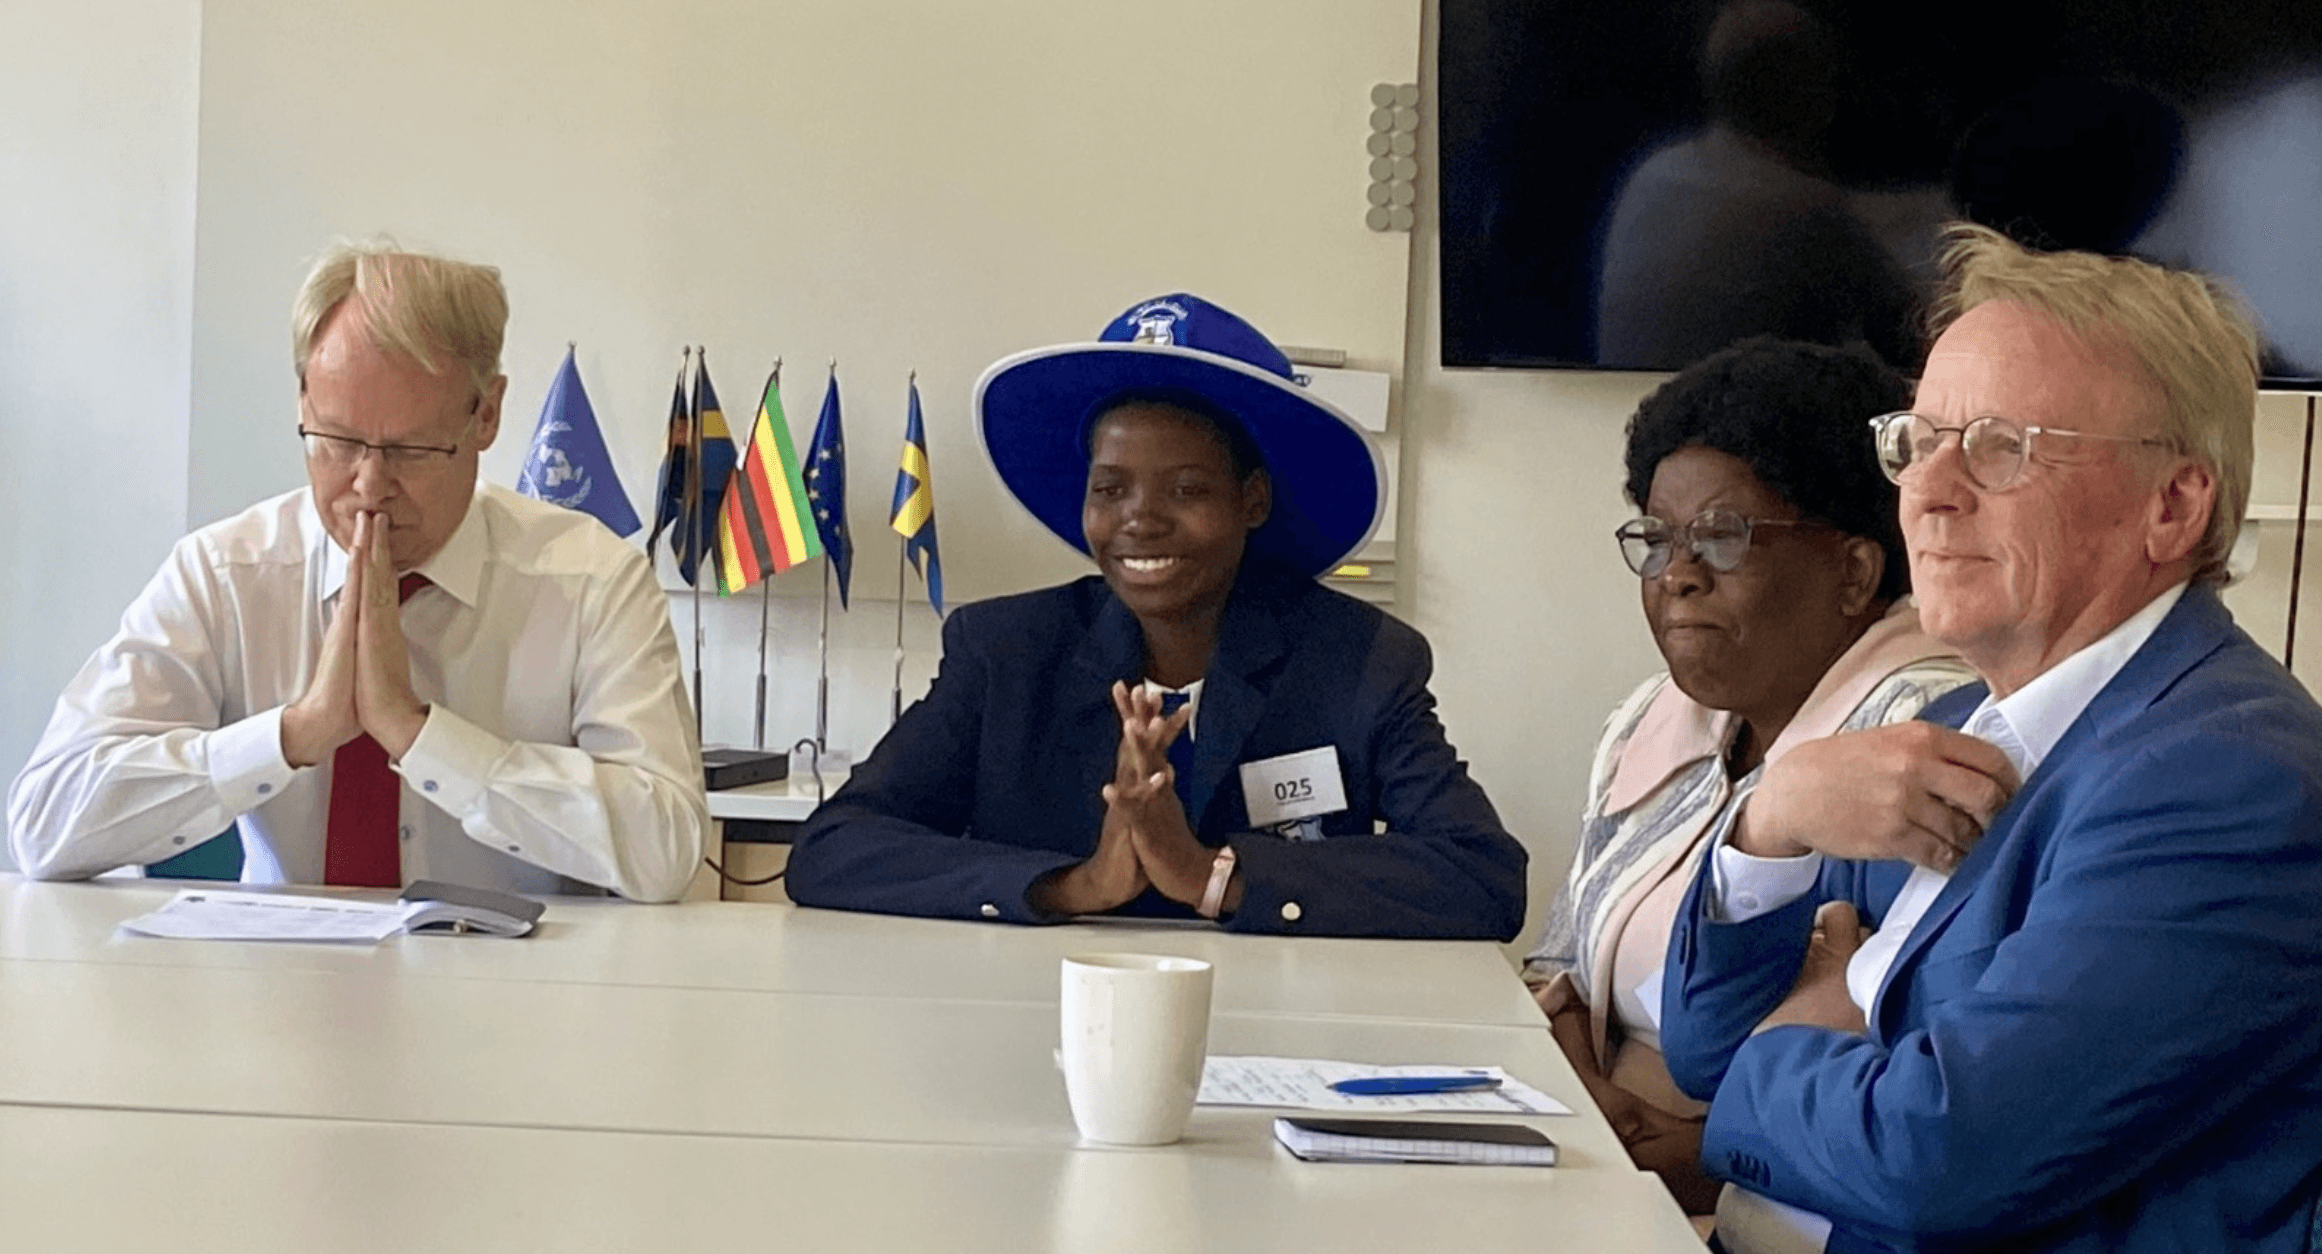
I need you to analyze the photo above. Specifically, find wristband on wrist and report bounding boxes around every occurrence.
[1197,844,1238,919]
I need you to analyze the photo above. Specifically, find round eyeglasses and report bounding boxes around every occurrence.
[1615,510,1825,579]
[1868,411,2171,491]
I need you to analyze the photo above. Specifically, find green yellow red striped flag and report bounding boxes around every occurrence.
[716,368,823,594]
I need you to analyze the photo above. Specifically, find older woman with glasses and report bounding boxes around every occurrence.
[1522,337,1975,1219]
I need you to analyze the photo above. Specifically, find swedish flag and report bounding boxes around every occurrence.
[889,378,943,614]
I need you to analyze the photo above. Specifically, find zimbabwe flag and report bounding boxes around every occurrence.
[717,367,824,593]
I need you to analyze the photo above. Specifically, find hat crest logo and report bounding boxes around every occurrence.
[1126,299,1190,346]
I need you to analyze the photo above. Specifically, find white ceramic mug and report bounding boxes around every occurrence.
[1059,953,1215,1145]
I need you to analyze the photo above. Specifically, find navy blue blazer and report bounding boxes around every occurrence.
[1659,587,2322,1253]
[785,566,1525,939]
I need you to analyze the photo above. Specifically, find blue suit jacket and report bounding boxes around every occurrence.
[1660,587,2322,1252]
[785,565,1526,939]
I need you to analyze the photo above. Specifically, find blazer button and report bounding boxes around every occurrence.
[1280,901,1302,923]
[979,903,999,919]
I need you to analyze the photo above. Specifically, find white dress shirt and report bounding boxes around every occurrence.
[1707,582,2187,1254]
[7,484,707,902]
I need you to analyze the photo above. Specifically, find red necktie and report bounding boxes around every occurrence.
[323,573,429,887]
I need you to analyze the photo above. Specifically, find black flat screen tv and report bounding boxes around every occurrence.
[1439,0,2322,386]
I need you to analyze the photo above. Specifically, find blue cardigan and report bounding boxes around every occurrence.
[785,566,1525,939]
[1660,587,2322,1253]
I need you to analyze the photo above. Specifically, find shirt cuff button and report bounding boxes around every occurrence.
[423,781,439,793]
[1280,901,1302,923]
[979,903,999,919]
[256,783,273,795]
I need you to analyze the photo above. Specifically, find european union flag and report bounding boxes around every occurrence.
[805,369,853,608]
[889,378,943,615]
[517,347,642,537]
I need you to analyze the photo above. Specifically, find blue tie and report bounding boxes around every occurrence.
[1157,690,1197,815]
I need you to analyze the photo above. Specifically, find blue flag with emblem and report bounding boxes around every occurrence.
[889,378,943,615]
[516,346,641,537]
[805,368,853,608]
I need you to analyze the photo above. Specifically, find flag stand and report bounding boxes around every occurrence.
[892,542,907,725]
[815,562,834,751]
[752,579,773,750]
[887,369,943,727]
[747,358,785,751]
[681,346,704,739]
[696,349,789,793]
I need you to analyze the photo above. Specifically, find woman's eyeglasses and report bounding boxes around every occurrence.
[1615,510,1825,579]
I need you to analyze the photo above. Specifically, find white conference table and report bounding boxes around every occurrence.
[0,1104,1700,1253]
[0,879,1547,1027]
[0,875,1703,1251]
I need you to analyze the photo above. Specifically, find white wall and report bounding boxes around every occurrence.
[185,0,1422,579]
[172,0,1429,773]
[1396,2,1666,946]
[2219,393,2322,693]
[0,0,203,869]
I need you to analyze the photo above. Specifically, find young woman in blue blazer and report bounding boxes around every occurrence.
[785,295,1524,938]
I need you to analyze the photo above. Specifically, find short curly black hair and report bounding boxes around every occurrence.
[1624,337,1914,601]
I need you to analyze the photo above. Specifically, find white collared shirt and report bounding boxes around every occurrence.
[8,483,708,901]
[1137,678,1205,742]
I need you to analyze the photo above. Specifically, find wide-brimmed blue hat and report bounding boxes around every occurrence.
[975,294,1385,577]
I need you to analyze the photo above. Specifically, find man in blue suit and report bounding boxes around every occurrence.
[1659,223,2322,1252]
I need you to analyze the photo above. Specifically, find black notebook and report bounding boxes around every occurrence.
[1272,1117,1558,1166]
[398,880,546,938]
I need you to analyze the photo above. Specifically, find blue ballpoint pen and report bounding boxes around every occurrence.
[1329,1073,1503,1096]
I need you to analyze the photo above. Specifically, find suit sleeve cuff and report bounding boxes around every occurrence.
[209,706,301,814]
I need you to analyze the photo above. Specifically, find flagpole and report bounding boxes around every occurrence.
[746,357,783,752]
[892,544,907,726]
[687,347,709,740]
[816,564,833,750]
[678,346,701,733]
[754,582,772,750]
[892,369,916,726]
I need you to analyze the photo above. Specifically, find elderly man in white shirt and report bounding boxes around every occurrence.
[8,243,706,902]
[1658,224,2322,1254]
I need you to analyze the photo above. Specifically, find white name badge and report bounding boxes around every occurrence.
[1239,746,1348,828]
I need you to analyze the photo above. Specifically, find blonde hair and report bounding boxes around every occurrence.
[291,241,508,396]
[1929,222,2258,584]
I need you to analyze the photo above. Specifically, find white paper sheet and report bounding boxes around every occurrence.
[1198,1056,1572,1115]
[118,889,413,943]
